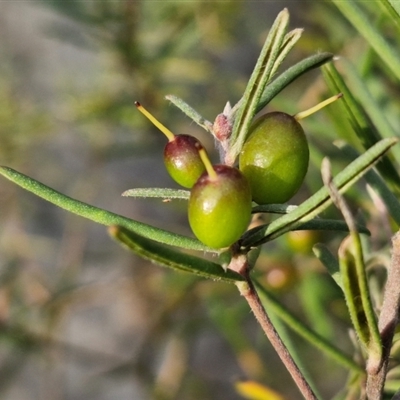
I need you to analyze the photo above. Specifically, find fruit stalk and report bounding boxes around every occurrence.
[293,93,343,121]
[135,100,206,188]
[198,147,218,181]
[135,101,175,141]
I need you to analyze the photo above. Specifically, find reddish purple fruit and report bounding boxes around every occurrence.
[164,135,206,188]
[135,101,206,188]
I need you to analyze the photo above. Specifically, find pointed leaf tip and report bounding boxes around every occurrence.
[109,225,245,282]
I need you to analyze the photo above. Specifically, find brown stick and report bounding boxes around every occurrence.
[232,254,318,400]
[366,232,400,399]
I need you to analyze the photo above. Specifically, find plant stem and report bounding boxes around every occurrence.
[366,231,400,399]
[233,257,318,400]
[254,280,363,373]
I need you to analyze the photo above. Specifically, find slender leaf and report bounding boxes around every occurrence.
[338,59,400,160]
[269,28,303,78]
[266,303,322,399]
[339,239,375,348]
[0,167,216,253]
[380,0,400,32]
[387,385,400,398]
[254,280,363,372]
[256,52,334,114]
[109,226,243,282]
[323,62,400,195]
[122,187,190,200]
[339,143,400,227]
[322,159,381,366]
[165,94,213,133]
[387,0,400,15]
[252,204,298,214]
[313,243,342,288]
[228,9,290,163]
[333,0,400,81]
[323,62,379,149]
[295,219,369,235]
[240,138,398,249]
[248,219,370,238]
[230,52,333,121]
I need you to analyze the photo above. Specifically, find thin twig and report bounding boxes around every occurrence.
[366,232,400,399]
[231,256,318,400]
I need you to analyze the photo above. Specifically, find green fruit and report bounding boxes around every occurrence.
[239,112,309,204]
[164,134,206,188]
[188,165,252,249]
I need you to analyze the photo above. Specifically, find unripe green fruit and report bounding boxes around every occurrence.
[164,135,206,188]
[188,165,252,249]
[239,112,309,204]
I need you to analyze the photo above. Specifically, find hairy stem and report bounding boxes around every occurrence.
[232,256,318,400]
[366,232,400,399]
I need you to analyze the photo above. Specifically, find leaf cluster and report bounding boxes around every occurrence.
[2,2,400,399]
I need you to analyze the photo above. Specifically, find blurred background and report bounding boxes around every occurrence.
[0,1,397,399]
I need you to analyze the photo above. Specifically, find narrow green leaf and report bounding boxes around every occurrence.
[254,280,363,372]
[323,62,400,195]
[298,269,337,341]
[312,244,342,288]
[322,159,381,363]
[380,0,400,32]
[256,52,334,114]
[122,187,190,200]
[230,52,333,125]
[323,62,377,149]
[269,28,303,78]
[387,0,400,15]
[338,143,400,227]
[295,219,369,235]
[228,9,290,163]
[0,167,216,253]
[240,138,398,249]
[252,204,298,214]
[165,94,213,133]
[339,239,376,348]
[388,385,400,398]
[247,219,369,239]
[338,59,400,161]
[109,226,243,282]
[333,0,400,81]
[264,299,323,399]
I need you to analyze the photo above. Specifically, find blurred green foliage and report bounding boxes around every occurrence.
[0,1,400,399]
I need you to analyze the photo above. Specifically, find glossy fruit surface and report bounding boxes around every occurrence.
[239,111,309,204]
[164,134,206,188]
[188,165,252,249]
